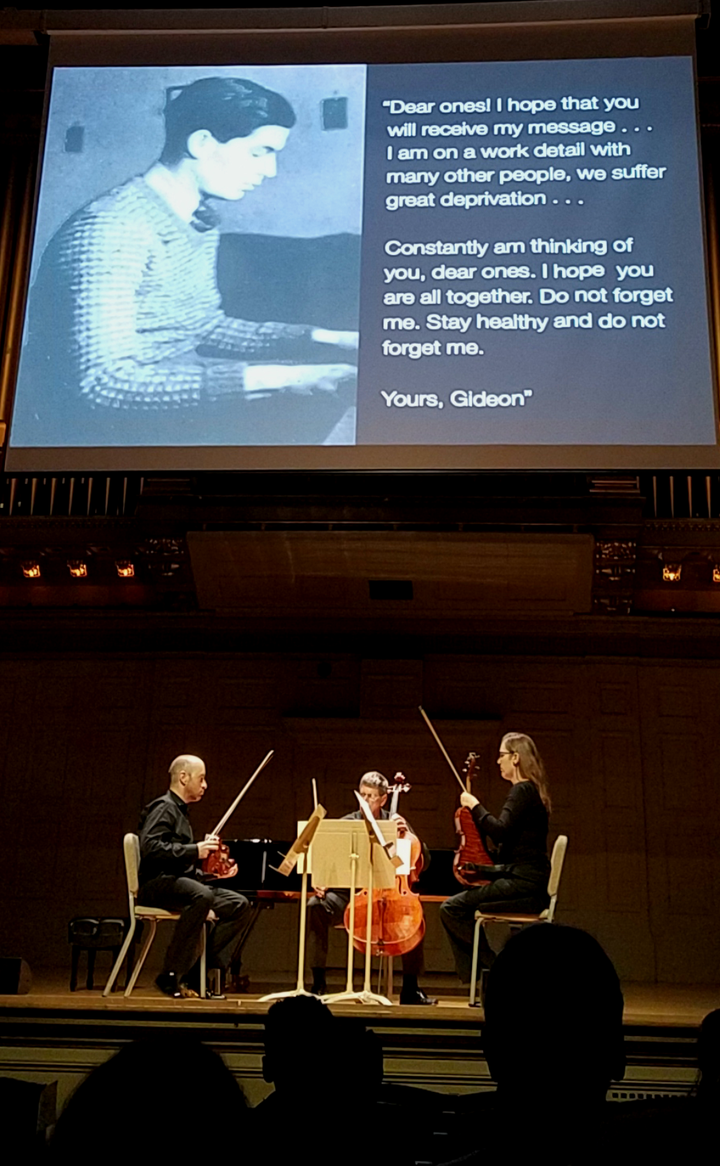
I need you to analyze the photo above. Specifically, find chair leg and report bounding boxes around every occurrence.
[70,946,80,992]
[125,925,140,990]
[469,915,482,1006]
[109,947,121,991]
[103,918,137,997]
[200,924,207,999]
[87,949,96,990]
[124,918,157,997]
[388,956,393,997]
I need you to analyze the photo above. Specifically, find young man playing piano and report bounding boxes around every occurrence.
[307,771,436,1006]
[137,753,251,998]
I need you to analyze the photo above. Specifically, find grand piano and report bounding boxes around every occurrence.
[220,840,457,987]
[223,839,457,898]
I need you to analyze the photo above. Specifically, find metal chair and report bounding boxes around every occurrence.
[468,834,568,1006]
[103,833,207,998]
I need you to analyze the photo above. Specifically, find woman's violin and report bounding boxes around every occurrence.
[417,707,495,886]
[343,773,425,959]
[453,753,495,887]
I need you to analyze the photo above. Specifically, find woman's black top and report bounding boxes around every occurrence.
[471,780,550,878]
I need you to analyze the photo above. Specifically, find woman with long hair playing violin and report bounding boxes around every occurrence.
[440,732,551,984]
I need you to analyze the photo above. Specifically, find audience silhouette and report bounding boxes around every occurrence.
[696,1006,720,1103]
[48,1034,245,1157]
[437,923,626,1166]
[253,995,422,1166]
[40,941,716,1165]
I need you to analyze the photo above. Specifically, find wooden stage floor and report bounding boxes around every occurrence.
[1,972,719,1025]
[1,973,718,1111]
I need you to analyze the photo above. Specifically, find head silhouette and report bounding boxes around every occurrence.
[483,923,625,1105]
[263,995,337,1098]
[50,1035,244,1156]
[697,1008,720,1100]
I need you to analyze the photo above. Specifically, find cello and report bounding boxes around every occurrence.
[417,707,495,886]
[343,775,425,958]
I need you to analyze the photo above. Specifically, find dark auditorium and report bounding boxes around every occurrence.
[0,5,719,1163]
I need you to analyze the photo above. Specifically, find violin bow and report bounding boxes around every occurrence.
[418,706,467,793]
[209,749,274,837]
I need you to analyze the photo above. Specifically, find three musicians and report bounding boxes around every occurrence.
[138,734,551,1002]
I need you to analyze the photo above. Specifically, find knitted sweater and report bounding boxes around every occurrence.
[30,177,312,409]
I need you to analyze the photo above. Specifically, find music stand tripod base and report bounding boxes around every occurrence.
[322,810,397,1007]
[322,988,393,1006]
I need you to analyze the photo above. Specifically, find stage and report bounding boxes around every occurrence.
[1,973,716,1113]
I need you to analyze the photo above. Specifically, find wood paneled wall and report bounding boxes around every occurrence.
[1,651,718,983]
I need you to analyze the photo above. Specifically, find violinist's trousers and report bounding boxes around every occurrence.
[440,875,548,983]
[308,890,423,974]
[139,876,251,979]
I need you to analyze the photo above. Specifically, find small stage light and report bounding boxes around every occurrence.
[713,566,720,584]
[662,564,682,583]
[21,562,41,579]
[115,561,135,578]
[67,561,88,578]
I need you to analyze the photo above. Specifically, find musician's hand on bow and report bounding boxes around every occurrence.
[197,836,220,860]
[460,791,479,810]
[218,861,238,879]
[313,885,327,899]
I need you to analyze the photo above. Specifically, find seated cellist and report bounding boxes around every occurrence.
[307,771,436,1005]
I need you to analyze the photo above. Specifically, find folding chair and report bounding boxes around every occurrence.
[469,834,568,1006]
[103,833,207,998]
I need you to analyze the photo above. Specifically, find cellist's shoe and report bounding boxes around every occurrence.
[311,969,327,996]
[399,989,438,1006]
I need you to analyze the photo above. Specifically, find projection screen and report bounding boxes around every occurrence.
[5,5,717,470]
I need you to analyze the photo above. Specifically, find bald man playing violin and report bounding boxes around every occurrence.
[308,771,436,1006]
[137,754,252,998]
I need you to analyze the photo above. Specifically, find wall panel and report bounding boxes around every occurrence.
[638,664,720,982]
[0,651,718,984]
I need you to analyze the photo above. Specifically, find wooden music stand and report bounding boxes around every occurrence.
[322,797,399,1007]
[259,804,327,1003]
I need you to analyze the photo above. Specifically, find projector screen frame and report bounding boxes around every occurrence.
[4,8,718,474]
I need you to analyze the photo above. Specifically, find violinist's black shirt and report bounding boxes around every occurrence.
[471,780,549,875]
[138,789,200,884]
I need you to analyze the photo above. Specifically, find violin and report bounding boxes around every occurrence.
[343,774,425,959]
[417,707,495,886]
[203,838,234,880]
[453,753,495,887]
[201,750,274,880]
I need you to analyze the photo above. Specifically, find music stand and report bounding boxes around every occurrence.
[321,799,399,1006]
[258,804,326,1003]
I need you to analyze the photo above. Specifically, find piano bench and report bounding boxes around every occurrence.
[68,917,133,992]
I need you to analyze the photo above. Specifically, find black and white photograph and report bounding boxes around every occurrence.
[11,63,367,450]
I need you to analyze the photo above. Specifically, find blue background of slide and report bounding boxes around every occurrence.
[356,57,716,446]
